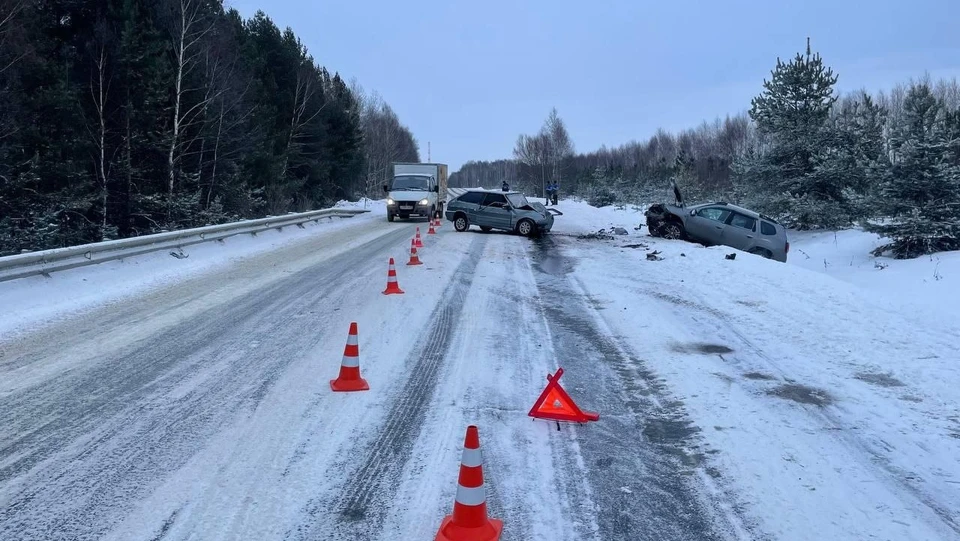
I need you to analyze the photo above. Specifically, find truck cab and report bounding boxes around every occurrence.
[383,162,448,222]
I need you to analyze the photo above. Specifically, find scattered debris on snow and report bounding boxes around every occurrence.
[577,229,615,241]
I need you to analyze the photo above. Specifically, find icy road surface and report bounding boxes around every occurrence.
[1,200,959,540]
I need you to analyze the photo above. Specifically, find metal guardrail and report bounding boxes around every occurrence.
[447,187,468,201]
[0,207,369,282]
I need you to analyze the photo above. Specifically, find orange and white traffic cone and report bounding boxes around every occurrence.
[383,258,405,295]
[427,221,437,235]
[435,426,503,541]
[415,227,424,248]
[407,238,423,266]
[330,322,369,392]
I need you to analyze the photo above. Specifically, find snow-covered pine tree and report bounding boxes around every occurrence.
[585,166,616,207]
[867,83,960,258]
[810,92,891,225]
[737,39,843,228]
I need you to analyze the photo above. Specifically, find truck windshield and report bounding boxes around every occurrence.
[391,175,431,191]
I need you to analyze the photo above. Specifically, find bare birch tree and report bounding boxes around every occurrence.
[165,0,214,200]
[280,63,325,182]
[0,0,25,144]
[545,108,574,190]
[0,1,24,74]
[352,82,419,197]
[86,17,113,237]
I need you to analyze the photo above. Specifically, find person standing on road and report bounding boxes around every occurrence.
[550,182,559,205]
[502,180,509,192]
[545,183,555,205]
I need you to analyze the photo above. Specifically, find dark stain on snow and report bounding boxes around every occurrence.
[768,383,834,407]
[743,371,777,381]
[643,418,701,445]
[530,237,575,276]
[854,371,906,388]
[147,508,180,541]
[672,342,734,355]
[712,372,736,383]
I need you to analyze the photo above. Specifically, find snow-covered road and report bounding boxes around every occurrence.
[2,200,958,541]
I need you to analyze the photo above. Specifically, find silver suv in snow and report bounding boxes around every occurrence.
[445,189,560,236]
[645,184,790,262]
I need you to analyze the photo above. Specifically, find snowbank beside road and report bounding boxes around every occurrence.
[547,199,648,236]
[0,200,386,337]
[787,228,960,332]
[545,197,960,540]
[551,196,959,329]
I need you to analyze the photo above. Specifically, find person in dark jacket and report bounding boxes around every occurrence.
[501,181,509,192]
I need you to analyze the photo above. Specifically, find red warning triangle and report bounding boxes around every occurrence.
[528,368,599,423]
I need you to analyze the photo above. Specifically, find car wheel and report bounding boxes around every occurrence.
[750,247,773,259]
[661,221,684,240]
[454,214,469,232]
[480,226,492,232]
[516,219,535,237]
[387,213,394,223]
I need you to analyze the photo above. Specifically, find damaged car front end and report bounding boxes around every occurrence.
[644,181,688,239]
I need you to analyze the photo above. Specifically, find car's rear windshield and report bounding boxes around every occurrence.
[457,191,485,204]
[506,193,529,208]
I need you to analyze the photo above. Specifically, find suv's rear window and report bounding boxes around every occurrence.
[457,191,484,205]
[760,221,777,235]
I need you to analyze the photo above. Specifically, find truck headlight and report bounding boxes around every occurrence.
[419,199,429,205]
[387,198,395,205]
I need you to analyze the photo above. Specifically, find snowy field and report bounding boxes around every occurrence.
[1,196,958,540]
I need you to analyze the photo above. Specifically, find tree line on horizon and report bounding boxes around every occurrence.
[451,43,960,258]
[0,0,420,256]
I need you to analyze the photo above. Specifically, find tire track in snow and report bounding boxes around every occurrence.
[526,235,742,541]
[289,234,488,541]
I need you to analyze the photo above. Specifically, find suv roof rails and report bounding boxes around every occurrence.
[758,213,781,224]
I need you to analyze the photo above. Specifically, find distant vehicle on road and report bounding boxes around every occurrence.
[383,163,448,222]
[446,189,561,237]
[645,183,790,262]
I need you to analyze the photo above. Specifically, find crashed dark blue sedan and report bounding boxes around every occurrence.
[445,189,561,237]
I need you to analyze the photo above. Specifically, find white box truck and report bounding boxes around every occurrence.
[383,162,448,222]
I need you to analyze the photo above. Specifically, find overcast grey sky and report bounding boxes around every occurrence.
[226,0,960,171]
